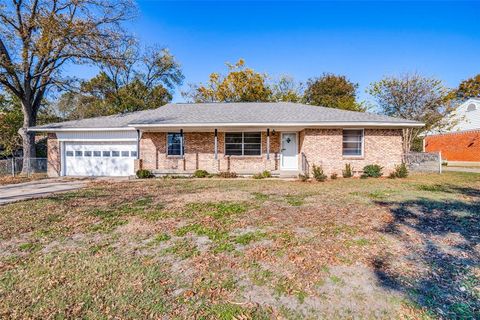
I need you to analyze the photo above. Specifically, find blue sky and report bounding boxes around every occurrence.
[72,1,480,104]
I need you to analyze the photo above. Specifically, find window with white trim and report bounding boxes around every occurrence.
[225,132,261,156]
[167,133,184,156]
[342,129,363,156]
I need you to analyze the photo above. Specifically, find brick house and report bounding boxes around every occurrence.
[425,98,480,166]
[30,102,423,177]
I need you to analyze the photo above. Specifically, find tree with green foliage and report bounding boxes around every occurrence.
[184,59,272,103]
[0,92,58,157]
[0,93,23,157]
[368,73,455,152]
[0,0,136,171]
[303,73,364,111]
[456,74,480,99]
[270,75,304,103]
[57,47,183,120]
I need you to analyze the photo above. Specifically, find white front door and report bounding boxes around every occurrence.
[281,132,298,170]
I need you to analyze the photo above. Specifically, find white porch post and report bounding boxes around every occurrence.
[180,129,184,158]
[214,129,218,160]
[266,128,270,160]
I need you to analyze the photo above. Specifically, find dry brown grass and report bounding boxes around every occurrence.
[0,172,479,319]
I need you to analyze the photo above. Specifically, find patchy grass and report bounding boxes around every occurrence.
[0,172,479,319]
[0,173,47,186]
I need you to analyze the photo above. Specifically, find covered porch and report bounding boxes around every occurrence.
[133,125,303,176]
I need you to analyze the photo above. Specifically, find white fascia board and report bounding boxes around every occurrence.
[29,127,135,132]
[129,122,424,129]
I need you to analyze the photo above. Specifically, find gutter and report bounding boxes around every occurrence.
[27,121,424,132]
[128,121,425,128]
[28,127,136,132]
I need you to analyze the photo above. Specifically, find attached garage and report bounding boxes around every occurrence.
[53,129,139,177]
[64,142,137,176]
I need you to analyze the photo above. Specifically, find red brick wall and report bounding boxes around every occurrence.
[47,133,61,177]
[425,131,480,162]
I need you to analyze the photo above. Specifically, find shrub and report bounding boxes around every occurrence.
[252,173,264,179]
[388,172,397,179]
[298,173,309,182]
[193,169,209,178]
[136,169,154,179]
[330,173,338,180]
[362,164,383,178]
[218,171,237,178]
[312,164,327,182]
[342,163,353,178]
[393,163,408,178]
[262,170,272,178]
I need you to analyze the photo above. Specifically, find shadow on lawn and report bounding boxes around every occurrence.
[374,185,480,319]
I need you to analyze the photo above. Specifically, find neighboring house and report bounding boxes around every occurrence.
[30,102,423,177]
[425,98,480,165]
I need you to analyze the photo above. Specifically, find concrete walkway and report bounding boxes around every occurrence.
[442,166,480,173]
[0,179,87,205]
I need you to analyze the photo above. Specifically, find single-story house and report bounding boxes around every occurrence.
[425,98,480,166]
[30,102,423,177]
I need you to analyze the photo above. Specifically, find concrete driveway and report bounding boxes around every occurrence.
[0,179,88,205]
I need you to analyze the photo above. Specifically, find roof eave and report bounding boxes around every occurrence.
[28,127,136,132]
[128,122,424,128]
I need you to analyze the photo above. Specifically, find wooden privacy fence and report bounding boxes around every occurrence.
[403,152,442,173]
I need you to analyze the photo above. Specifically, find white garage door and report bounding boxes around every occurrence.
[64,142,137,176]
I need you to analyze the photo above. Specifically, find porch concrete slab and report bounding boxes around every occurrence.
[0,179,87,205]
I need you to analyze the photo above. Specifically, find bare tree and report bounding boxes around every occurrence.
[369,73,456,152]
[0,0,135,171]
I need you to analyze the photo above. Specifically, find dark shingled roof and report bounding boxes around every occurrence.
[32,102,422,130]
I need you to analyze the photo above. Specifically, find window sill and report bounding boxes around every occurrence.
[343,156,364,160]
[224,155,263,159]
[166,155,184,159]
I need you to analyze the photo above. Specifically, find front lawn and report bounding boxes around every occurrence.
[0,172,478,319]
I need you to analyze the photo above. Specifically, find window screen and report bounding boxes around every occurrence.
[167,133,184,156]
[342,129,363,156]
[225,132,261,156]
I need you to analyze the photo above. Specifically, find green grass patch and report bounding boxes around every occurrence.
[252,192,269,201]
[18,242,40,252]
[284,194,305,206]
[234,231,268,245]
[153,233,171,243]
[416,184,449,192]
[175,224,228,241]
[163,239,199,259]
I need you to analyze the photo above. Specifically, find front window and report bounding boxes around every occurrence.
[167,133,184,156]
[343,129,363,156]
[225,132,261,156]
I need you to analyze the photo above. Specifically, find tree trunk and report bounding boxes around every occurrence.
[19,100,37,175]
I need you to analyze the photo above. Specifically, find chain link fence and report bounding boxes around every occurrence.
[0,158,48,177]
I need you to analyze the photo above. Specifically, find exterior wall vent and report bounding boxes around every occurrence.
[467,103,477,112]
